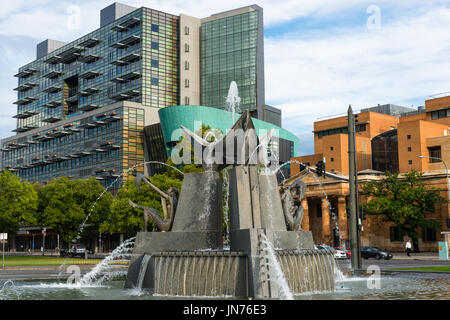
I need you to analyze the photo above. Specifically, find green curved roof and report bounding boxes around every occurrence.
[158,105,299,157]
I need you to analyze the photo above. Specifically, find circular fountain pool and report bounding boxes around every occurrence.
[1,272,448,300]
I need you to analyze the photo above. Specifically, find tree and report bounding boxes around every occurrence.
[362,170,444,252]
[0,171,38,235]
[100,173,182,236]
[41,177,112,243]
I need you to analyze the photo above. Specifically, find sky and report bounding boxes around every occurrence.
[2,0,450,156]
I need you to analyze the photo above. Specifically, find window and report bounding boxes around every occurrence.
[185,96,190,105]
[428,146,441,162]
[407,135,411,140]
[151,59,159,68]
[185,61,190,70]
[151,77,159,86]
[151,24,159,32]
[330,158,334,162]
[422,227,436,241]
[185,79,190,88]
[185,43,190,52]
[151,41,159,50]
[185,26,190,35]
[408,147,411,152]
[408,160,412,165]
[390,226,403,242]
[330,146,334,151]
[316,203,322,217]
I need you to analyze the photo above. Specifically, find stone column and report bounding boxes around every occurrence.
[337,196,348,246]
[321,198,331,245]
[301,198,310,231]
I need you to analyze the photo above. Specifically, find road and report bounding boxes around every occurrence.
[337,256,450,272]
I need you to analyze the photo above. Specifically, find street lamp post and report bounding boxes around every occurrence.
[419,155,450,233]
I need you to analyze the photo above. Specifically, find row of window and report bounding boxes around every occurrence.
[316,124,367,139]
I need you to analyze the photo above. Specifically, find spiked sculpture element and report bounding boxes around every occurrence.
[181,110,274,171]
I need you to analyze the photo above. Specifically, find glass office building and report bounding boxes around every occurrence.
[201,7,263,116]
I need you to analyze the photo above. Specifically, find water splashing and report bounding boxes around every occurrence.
[79,236,136,285]
[0,280,21,300]
[226,81,241,123]
[260,233,294,300]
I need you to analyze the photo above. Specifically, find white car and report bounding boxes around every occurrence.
[316,244,348,259]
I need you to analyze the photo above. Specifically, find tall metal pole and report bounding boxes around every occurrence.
[348,105,362,270]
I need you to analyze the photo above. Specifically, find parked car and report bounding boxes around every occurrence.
[316,244,348,259]
[361,246,393,260]
[67,244,90,258]
[334,247,351,259]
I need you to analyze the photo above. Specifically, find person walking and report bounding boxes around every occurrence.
[405,239,412,257]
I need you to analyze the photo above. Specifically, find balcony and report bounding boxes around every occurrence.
[79,87,101,97]
[100,141,120,150]
[79,37,101,48]
[14,97,38,105]
[13,111,39,119]
[79,71,102,80]
[42,70,64,79]
[111,53,141,66]
[111,17,141,32]
[79,104,100,112]
[14,68,39,78]
[111,35,141,49]
[14,82,39,92]
[42,85,62,93]
[12,125,38,133]
[42,116,62,123]
[111,71,141,83]
[111,89,140,101]
[43,101,62,108]
[59,46,85,64]
[79,54,102,64]
[44,55,62,64]
[48,129,71,138]
[65,95,79,104]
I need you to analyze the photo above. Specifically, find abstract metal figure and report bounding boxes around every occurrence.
[280,178,306,231]
[128,173,178,232]
[181,110,274,171]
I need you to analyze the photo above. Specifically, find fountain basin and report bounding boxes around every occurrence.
[124,246,335,298]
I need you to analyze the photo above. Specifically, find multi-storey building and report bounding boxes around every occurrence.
[1,3,297,196]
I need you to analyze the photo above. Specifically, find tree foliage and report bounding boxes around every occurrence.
[362,171,444,250]
[39,177,112,243]
[0,171,38,234]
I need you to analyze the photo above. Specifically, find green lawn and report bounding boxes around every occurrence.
[0,256,102,266]
[389,266,450,272]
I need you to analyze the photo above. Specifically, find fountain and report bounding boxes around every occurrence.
[124,107,336,299]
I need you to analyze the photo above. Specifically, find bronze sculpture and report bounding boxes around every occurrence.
[128,173,178,232]
[280,178,306,231]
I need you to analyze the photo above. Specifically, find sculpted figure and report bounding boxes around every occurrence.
[128,173,178,232]
[280,178,306,231]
